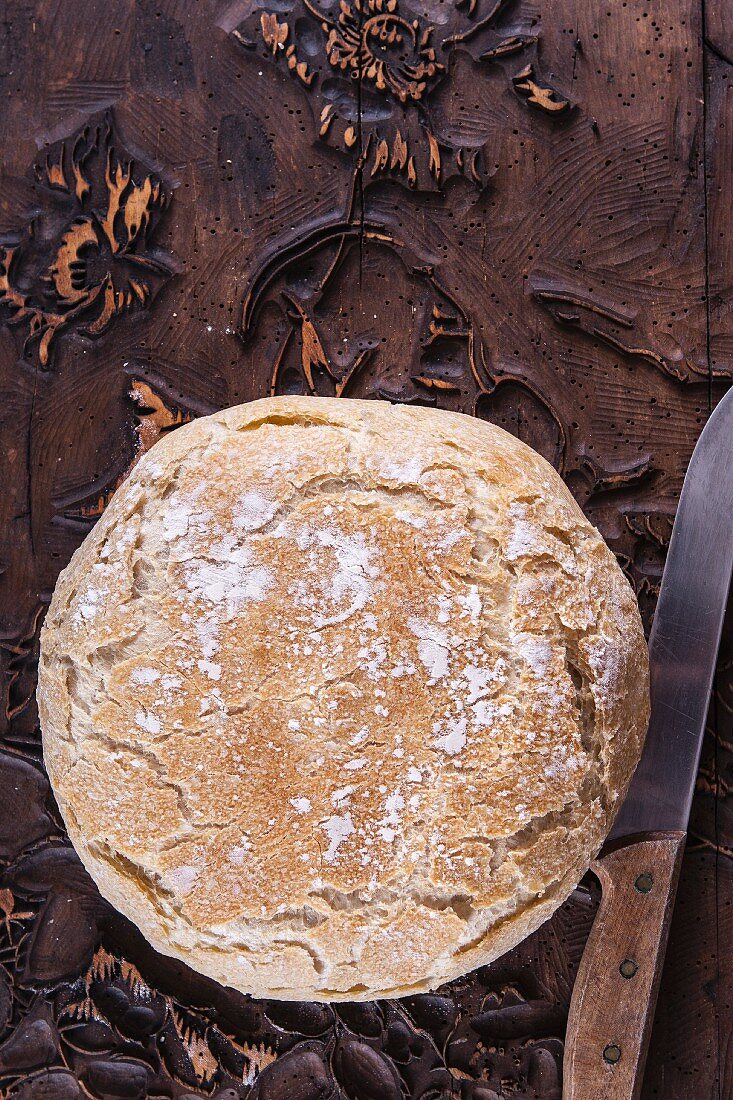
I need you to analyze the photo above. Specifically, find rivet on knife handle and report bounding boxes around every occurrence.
[563,831,686,1100]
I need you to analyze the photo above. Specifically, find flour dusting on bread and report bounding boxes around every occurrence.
[38,396,649,1001]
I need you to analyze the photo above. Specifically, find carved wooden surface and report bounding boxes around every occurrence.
[0,0,729,1097]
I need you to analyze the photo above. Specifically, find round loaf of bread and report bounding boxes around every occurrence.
[39,396,648,1001]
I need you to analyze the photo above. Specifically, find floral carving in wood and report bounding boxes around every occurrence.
[231,0,572,189]
[323,0,443,103]
[0,113,172,367]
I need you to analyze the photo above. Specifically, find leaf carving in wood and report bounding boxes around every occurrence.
[532,281,703,383]
[0,604,47,755]
[55,380,194,525]
[0,112,172,367]
[512,63,571,112]
[600,507,672,636]
[243,222,489,405]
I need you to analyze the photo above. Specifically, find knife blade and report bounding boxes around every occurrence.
[563,385,733,1100]
[611,386,733,840]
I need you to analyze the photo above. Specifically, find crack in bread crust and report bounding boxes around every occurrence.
[38,395,649,1001]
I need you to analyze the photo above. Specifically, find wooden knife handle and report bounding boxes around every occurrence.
[563,831,686,1100]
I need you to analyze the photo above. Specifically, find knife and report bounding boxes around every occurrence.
[563,385,733,1100]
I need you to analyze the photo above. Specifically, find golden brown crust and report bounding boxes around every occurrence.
[38,396,649,1000]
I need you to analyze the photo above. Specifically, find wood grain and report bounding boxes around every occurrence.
[564,832,686,1100]
[0,0,728,1096]
[705,1,733,67]
[706,47,733,377]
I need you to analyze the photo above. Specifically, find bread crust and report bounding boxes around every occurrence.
[38,396,649,1000]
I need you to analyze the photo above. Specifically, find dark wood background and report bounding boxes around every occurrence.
[0,0,730,1096]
